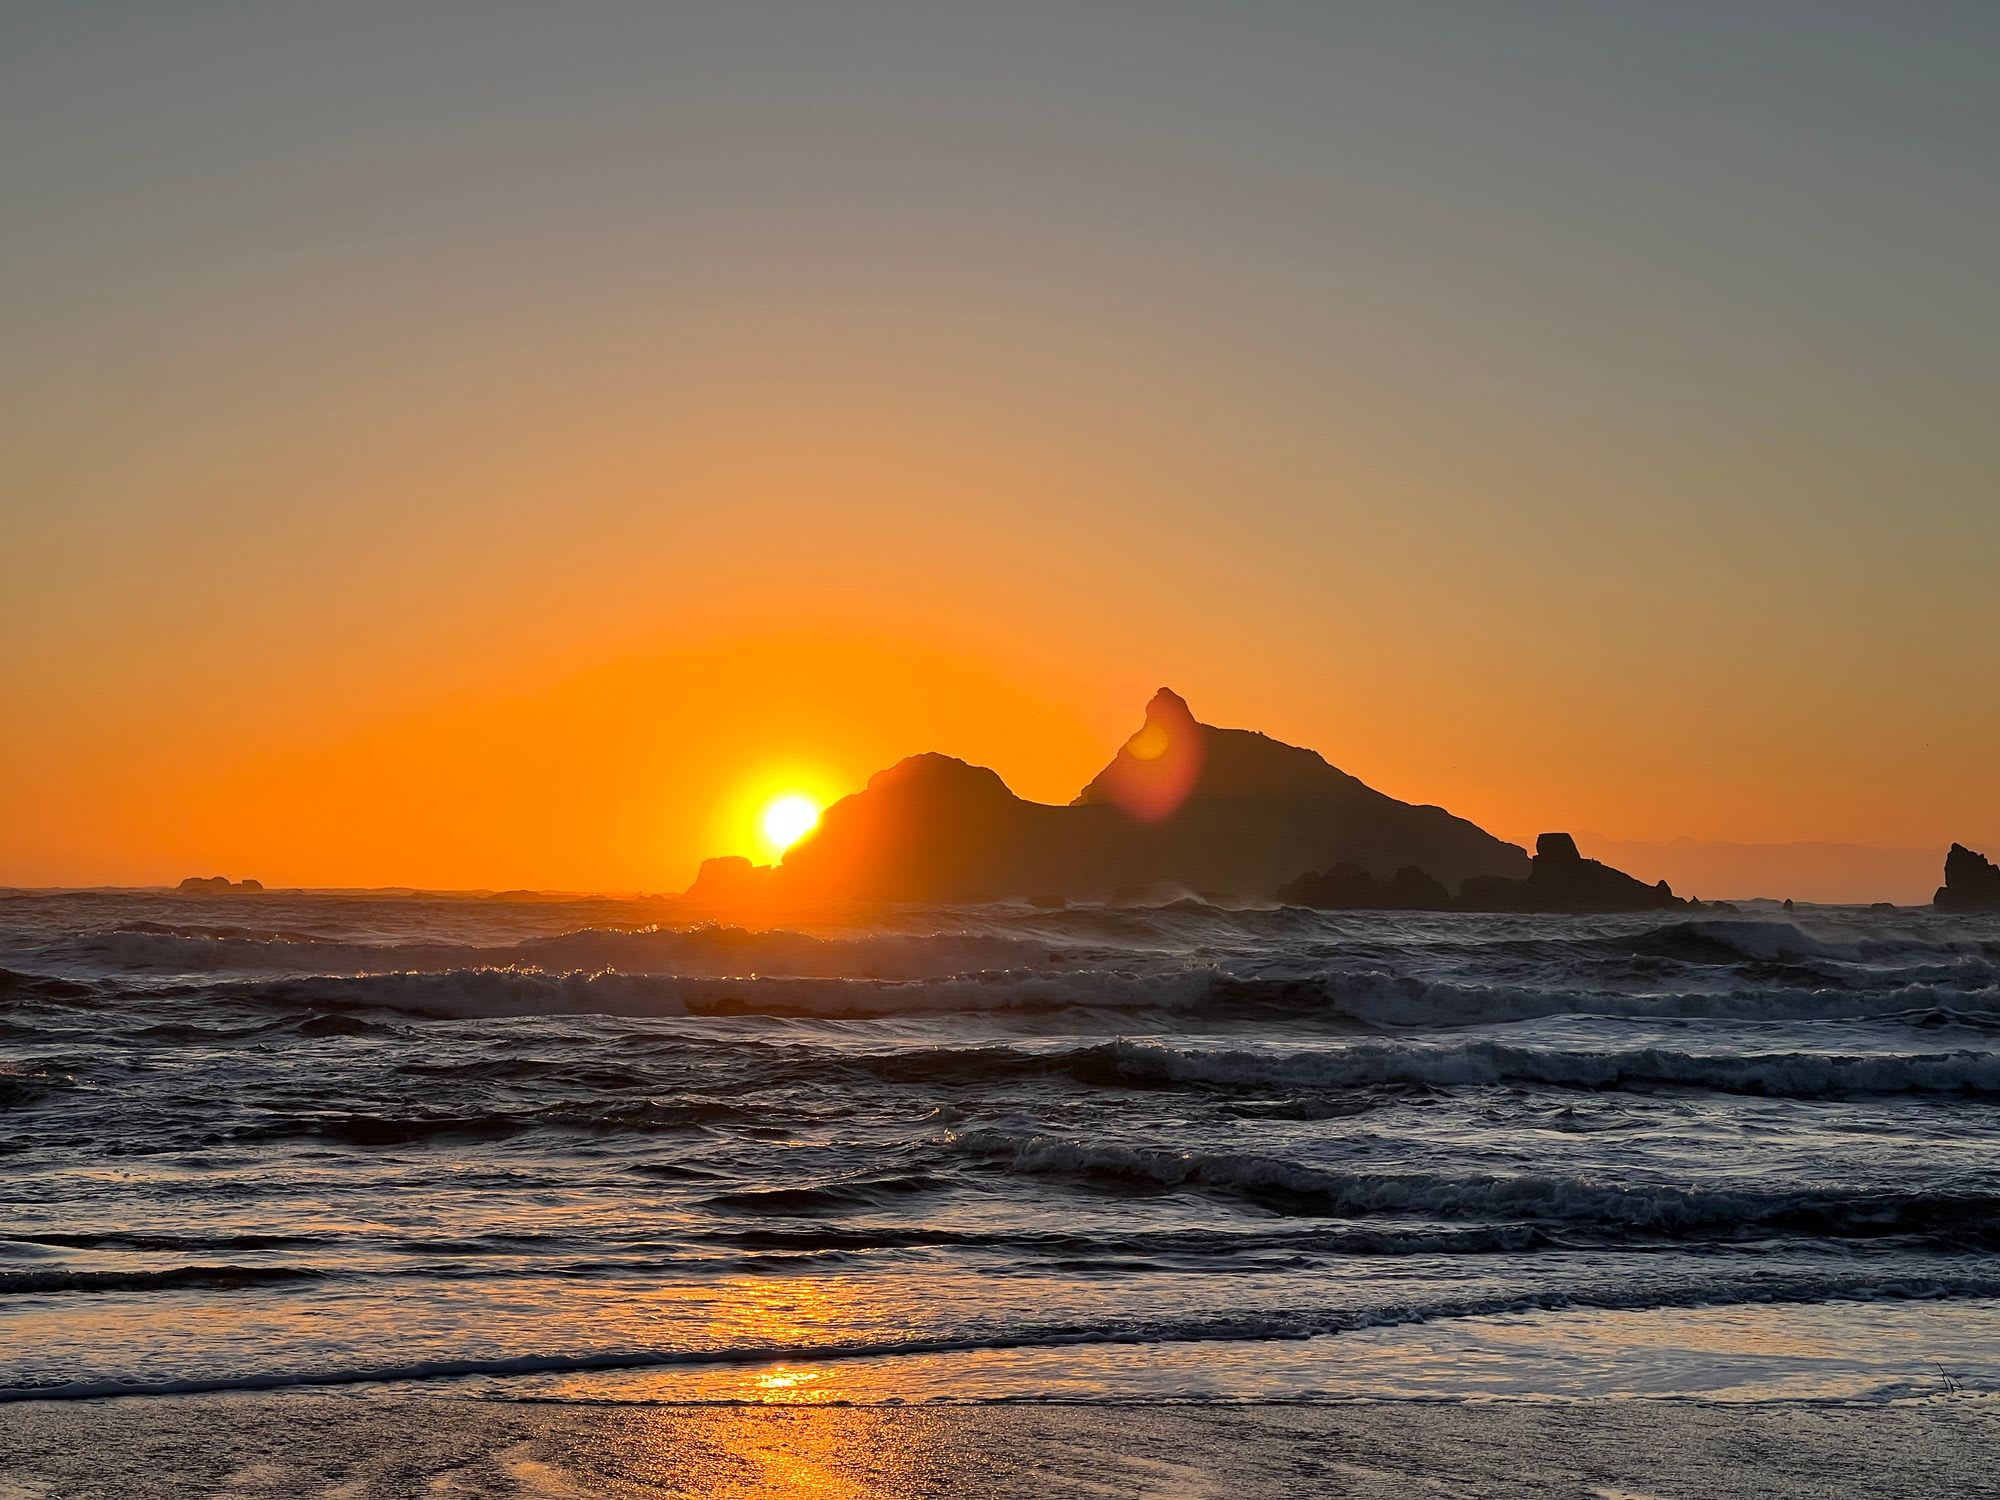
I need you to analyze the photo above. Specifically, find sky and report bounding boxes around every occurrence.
[3,2,1996,894]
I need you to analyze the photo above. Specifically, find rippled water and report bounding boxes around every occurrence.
[3,890,1998,1404]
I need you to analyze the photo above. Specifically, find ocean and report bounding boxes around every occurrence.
[3,889,1998,1410]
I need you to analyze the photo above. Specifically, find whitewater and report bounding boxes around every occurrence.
[3,889,1998,1406]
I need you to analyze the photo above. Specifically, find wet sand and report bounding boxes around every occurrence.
[2,1393,1996,1498]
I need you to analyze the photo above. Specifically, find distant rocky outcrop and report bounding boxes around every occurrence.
[175,876,264,893]
[1533,831,1683,911]
[1284,832,1685,913]
[684,855,777,905]
[1276,862,1382,909]
[691,688,1528,906]
[1276,862,1454,911]
[1461,832,1684,913]
[1934,843,2000,913]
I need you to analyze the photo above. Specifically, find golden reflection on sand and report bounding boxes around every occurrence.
[543,1407,974,1499]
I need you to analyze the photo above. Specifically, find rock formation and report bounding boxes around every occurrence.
[1276,862,1383,909]
[175,876,264,893]
[1457,832,1684,913]
[1068,689,1528,896]
[691,688,1529,906]
[1520,831,1683,912]
[1276,862,1455,911]
[683,855,776,906]
[1934,843,2000,913]
[1285,832,1686,913]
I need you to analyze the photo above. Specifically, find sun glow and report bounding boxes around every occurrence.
[759,794,821,855]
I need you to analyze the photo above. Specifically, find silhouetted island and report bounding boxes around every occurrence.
[1935,843,2000,913]
[175,876,265,893]
[685,688,1556,907]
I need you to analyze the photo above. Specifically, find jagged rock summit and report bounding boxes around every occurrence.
[1070,686,1527,895]
[1935,843,2000,913]
[684,689,1529,906]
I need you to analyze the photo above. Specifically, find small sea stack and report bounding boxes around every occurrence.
[1934,843,2000,913]
[175,876,265,894]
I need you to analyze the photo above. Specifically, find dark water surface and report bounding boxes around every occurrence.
[3,891,1997,1404]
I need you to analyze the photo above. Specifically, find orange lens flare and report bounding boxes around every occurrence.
[1094,690,1204,822]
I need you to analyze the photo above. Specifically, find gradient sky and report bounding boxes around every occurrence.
[4,2,1996,891]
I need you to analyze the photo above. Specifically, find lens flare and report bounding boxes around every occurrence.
[1089,687,1204,822]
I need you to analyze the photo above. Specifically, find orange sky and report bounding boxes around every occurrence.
[4,7,1996,891]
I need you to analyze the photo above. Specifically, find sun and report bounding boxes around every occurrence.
[759,793,821,855]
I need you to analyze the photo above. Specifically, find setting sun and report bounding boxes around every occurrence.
[759,794,822,856]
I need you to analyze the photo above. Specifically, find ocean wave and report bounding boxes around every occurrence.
[944,1128,2000,1240]
[0,1231,327,1254]
[702,1172,952,1215]
[48,923,1068,981]
[222,1097,745,1147]
[23,906,2000,989]
[393,1057,656,1089]
[1078,1038,2000,1099]
[0,967,94,1001]
[0,1066,79,1110]
[0,1264,323,1296]
[1620,916,2000,971]
[199,967,1217,1021]
[1623,919,1856,966]
[813,1034,2000,1099]
[691,1221,1555,1259]
[10,1268,2000,1402]
[132,963,2000,1030]
[1316,971,2000,1030]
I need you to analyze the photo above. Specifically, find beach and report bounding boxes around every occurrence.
[5,1391,1998,1497]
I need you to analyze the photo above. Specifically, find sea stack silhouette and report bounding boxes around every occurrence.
[1935,843,2000,913]
[685,688,1533,906]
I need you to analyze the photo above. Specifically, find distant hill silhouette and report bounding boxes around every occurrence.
[176,876,264,894]
[685,688,1527,905]
[1071,689,1526,895]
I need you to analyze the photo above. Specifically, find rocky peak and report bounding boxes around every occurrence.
[1077,688,1207,821]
